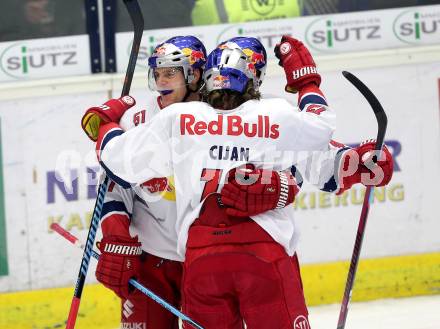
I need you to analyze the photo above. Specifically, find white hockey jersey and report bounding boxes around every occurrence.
[98,98,336,258]
[100,94,183,261]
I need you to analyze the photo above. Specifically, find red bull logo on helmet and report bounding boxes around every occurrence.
[213,75,229,82]
[247,62,256,76]
[242,48,265,68]
[213,75,230,88]
[154,46,167,55]
[182,47,206,65]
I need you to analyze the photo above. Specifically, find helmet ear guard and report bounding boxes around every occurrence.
[186,67,196,84]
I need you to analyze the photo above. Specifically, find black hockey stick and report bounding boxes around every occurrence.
[65,1,144,328]
[120,0,144,97]
[52,223,204,329]
[336,71,388,329]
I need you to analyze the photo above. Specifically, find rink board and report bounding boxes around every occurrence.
[114,5,440,72]
[0,252,439,329]
[0,35,92,83]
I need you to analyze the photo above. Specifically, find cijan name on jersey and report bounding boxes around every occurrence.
[97,97,336,258]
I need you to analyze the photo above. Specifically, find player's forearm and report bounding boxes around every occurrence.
[96,123,133,188]
[298,140,350,192]
[101,213,131,237]
[293,106,336,153]
[297,83,328,112]
[293,151,339,191]
[100,182,135,237]
[96,122,172,188]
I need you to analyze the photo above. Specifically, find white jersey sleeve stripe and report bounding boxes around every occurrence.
[96,126,124,160]
[298,92,328,110]
[100,161,132,189]
[101,211,130,223]
[101,200,131,220]
[96,124,133,188]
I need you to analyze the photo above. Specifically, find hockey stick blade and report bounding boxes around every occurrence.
[342,71,387,150]
[51,223,204,329]
[337,71,388,329]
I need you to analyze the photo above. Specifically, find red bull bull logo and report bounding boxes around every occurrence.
[154,46,167,55]
[247,62,256,76]
[141,177,171,193]
[182,47,205,65]
[242,48,265,68]
[213,75,230,88]
[213,75,229,82]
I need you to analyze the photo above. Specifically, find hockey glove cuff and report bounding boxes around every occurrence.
[337,140,394,195]
[82,96,136,141]
[221,165,299,217]
[95,235,142,299]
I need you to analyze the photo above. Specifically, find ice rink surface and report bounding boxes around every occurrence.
[172,295,440,329]
[309,295,440,329]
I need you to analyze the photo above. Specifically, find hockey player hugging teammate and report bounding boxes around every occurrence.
[82,35,393,329]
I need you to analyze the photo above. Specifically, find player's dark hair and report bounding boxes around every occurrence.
[204,80,260,110]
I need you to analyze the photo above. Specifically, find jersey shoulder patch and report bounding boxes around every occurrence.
[305,104,326,115]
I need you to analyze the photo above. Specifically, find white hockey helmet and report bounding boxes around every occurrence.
[147,36,206,93]
[203,46,259,94]
[217,37,267,86]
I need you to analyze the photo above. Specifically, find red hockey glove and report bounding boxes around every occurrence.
[274,35,321,93]
[82,95,136,141]
[337,140,394,195]
[220,165,299,217]
[95,235,142,299]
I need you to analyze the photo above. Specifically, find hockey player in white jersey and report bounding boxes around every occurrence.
[84,36,394,327]
[88,41,337,327]
[81,35,207,329]
[218,36,393,203]
[81,36,299,328]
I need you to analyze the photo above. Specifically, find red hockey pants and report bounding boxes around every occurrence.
[120,252,183,329]
[182,221,310,329]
